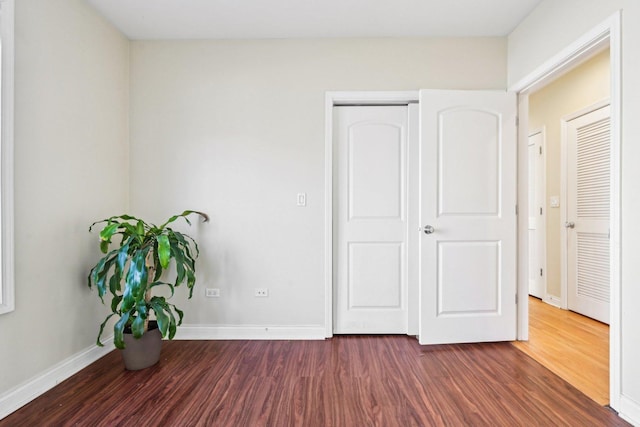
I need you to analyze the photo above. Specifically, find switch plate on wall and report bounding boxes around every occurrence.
[297,193,306,207]
[550,196,560,208]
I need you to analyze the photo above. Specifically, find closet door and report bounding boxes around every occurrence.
[333,105,413,333]
[565,105,610,324]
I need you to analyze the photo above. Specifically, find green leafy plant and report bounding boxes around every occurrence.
[88,210,208,349]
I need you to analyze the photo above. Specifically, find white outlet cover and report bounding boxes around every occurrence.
[205,288,220,297]
[255,288,269,297]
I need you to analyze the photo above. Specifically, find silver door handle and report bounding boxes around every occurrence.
[422,225,435,234]
[565,221,575,229]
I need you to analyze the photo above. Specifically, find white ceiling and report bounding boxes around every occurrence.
[86,0,543,40]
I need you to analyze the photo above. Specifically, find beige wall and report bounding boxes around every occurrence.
[529,49,610,300]
[129,38,507,326]
[0,0,129,396]
[509,0,640,418]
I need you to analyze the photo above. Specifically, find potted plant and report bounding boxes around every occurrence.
[88,210,208,370]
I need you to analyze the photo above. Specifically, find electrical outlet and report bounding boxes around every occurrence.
[205,288,220,298]
[255,288,269,297]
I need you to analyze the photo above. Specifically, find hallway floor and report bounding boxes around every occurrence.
[512,296,609,405]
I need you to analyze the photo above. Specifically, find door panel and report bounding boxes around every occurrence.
[438,241,500,314]
[349,243,402,308]
[349,125,403,219]
[439,110,499,215]
[419,90,517,344]
[566,105,610,324]
[334,106,410,334]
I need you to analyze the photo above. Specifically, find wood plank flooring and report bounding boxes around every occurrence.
[2,336,626,426]
[512,296,609,405]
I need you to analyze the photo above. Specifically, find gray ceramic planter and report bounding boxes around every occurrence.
[121,321,162,370]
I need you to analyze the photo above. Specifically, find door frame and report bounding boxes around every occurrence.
[528,127,547,302]
[324,91,419,338]
[560,99,611,311]
[510,11,621,409]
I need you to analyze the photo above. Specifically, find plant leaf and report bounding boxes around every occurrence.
[109,275,120,297]
[186,269,196,298]
[114,312,130,350]
[174,306,184,326]
[97,313,115,347]
[92,252,118,302]
[153,248,163,281]
[166,305,177,339]
[172,232,197,269]
[131,315,146,339]
[157,235,171,269]
[110,294,123,313]
[121,249,149,313]
[158,210,209,230]
[170,240,186,286]
[99,223,120,242]
[149,298,170,338]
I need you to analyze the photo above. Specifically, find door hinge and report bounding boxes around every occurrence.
[516,116,519,126]
[539,207,543,215]
[540,268,543,277]
[515,205,518,215]
[515,294,518,304]
[539,146,542,155]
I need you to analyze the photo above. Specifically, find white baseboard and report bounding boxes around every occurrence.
[619,395,640,426]
[175,324,326,340]
[0,337,114,421]
[544,294,561,308]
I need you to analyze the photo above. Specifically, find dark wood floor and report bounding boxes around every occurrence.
[2,336,627,426]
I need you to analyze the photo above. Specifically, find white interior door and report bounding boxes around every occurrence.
[565,104,610,324]
[333,105,413,334]
[528,131,545,299]
[419,90,517,344]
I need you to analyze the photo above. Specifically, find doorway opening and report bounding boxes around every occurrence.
[513,13,620,408]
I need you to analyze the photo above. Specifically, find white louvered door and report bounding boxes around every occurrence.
[566,104,610,324]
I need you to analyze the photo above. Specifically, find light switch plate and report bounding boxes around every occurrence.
[550,196,560,208]
[297,193,306,207]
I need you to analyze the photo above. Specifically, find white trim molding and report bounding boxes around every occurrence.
[0,338,113,421]
[175,325,326,340]
[509,14,614,94]
[619,395,640,426]
[0,0,15,315]
[544,294,561,308]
